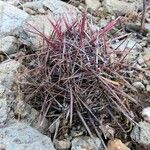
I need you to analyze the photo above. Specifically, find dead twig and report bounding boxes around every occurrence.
[140,0,146,33]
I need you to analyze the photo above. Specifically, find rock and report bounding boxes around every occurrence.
[132,82,145,90]
[140,41,147,47]
[43,0,79,20]
[24,7,36,15]
[0,60,20,125]
[143,80,149,86]
[37,7,47,14]
[126,50,140,62]
[24,0,80,49]
[71,136,105,150]
[15,101,49,133]
[142,107,150,123]
[0,122,56,150]
[0,59,48,132]
[14,27,32,47]
[0,36,18,55]
[125,23,149,36]
[0,96,7,125]
[0,60,20,89]
[146,85,150,92]
[3,0,20,6]
[99,124,115,139]
[22,1,43,11]
[145,23,150,33]
[85,0,101,10]
[111,38,140,51]
[0,144,5,150]
[22,1,47,15]
[23,14,55,49]
[0,58,48,131]
[130,122,150,145]
[0,84,5,97]
[143,48,150,66]
[78,4,85,12]
[99,18,109,28]
[70,129,84,137]
[134,64,143,70]
[137,55,145,65]
[145,71,150,78]
[0,1,28,36]
[54,139,71,150]
[107,139,130,150]
[103,0,141,15]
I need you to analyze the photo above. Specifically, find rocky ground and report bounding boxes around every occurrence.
[0,0,150,150]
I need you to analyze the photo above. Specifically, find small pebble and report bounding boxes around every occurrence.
[140,42,147,47]
[142,107,150,123]
[24,7,36,15]
[146,85,150,92]
[137,57,144,64]
[133,82,145,90]
[107,139,130,150]
[54,139,71,150]
[143,80,149,85]
[37,8,47,15]
[131,122,150,145]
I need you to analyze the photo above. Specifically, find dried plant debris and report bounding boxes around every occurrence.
[18,15,144,140]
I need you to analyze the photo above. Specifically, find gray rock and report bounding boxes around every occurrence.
[140,41,147,47]
[71,136,105,150]
[0,59,48,132]
[24,7,37,15]
[0,97,7,125]
[99,18,109,28]
[125,23,149,36]
[103,0,142,15]
[145,23,150,33]
[22,1,43,11]
[23,14,54,49]
[0,1,28,36]
[0,83,5,97]
[141,107,150,123]
[54,139,71,150]
[2,0,20,6]
[15,101,49,133]
[126,50,140,62]
[132,82,145,90]
[145,71,150,78]
[78,4,85,12]
[0,36,18,55]
[143,80,149,85]
[137,55,145,64]
[143,48,150,66]
[0,60,20,125]
[14,27,32,47]
[23,0,80,49]
[146,85,150,92]
[0,60,20,88]
[134,64,145,71]
[130,122,150,145]
[22,0,47,15]
[0,122,56,150]
[111,38,141,62]
[85,0,101,10]
[111,38,140,50]
[43,0,79,20]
